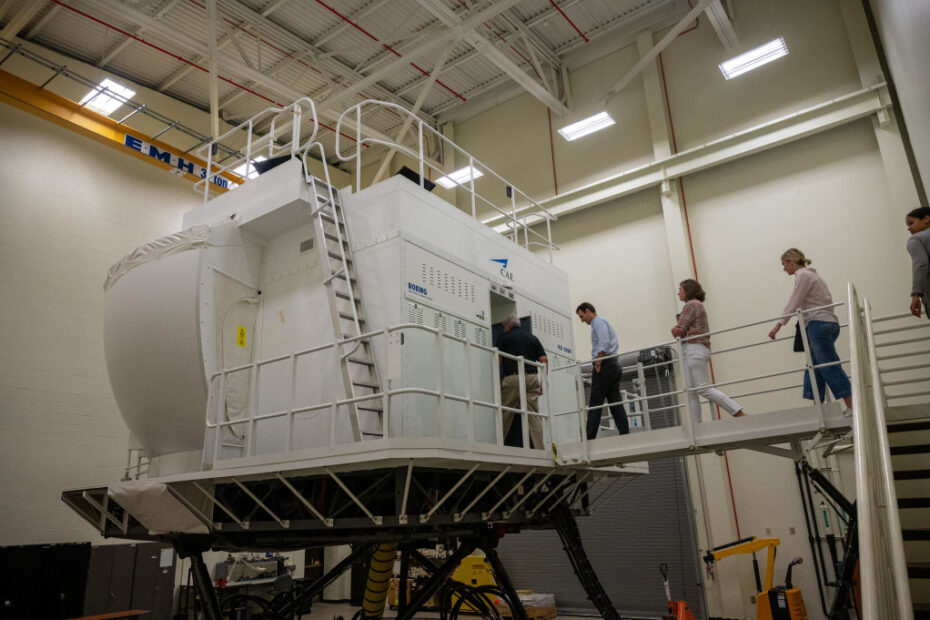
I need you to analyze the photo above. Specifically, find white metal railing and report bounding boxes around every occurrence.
[548,300,853,462]
[847,283,914,620]
[194,98,320,203]
[334,100,559,262]
[204,323,557,464]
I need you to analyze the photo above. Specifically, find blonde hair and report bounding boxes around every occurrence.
[781,248,811,266]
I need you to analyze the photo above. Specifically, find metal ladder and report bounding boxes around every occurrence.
[307,175,383,441]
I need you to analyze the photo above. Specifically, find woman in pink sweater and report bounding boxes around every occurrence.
[768,249,852,412]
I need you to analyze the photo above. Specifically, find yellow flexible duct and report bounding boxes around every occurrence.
[361,542,397,619]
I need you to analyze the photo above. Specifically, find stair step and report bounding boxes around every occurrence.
[911,563,930,579]
[892,444,930,455]
[896,469,930,481]
[904,529,930,541]
[900,497,930,509]
[889,420,930,433]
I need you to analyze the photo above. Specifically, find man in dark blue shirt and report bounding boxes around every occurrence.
[496,315,548,449]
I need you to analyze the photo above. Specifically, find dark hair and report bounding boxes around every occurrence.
[576,302,596,314]
[907,206,930,219]
[679,279,706,302]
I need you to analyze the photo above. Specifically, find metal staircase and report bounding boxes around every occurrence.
[307,173,384,441]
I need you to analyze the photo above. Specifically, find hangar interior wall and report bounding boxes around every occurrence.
[0,0,923,617]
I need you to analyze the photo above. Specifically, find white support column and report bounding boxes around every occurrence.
[637,30,746,619]
[636,32,694,286]
[838,0,921,212]
[206,0,220,140]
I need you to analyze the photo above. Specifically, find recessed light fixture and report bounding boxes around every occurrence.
[232,155,267,180]
[557,111,615,142]
[719,38,788,80]
[435,165,484,189]
[79,78,136,116]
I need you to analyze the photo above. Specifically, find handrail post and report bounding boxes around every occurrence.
[464,336,475,444]
[493,348,504,447]
[418,122,425,190]
[574,363,588,461]
[356,105,362,192]
[382,329,390,440]
[436,330,447,438]
[674,339,695,446]
[291,105,302,155]
[796,309,826,428]
[469,156,477,219]
[545,215,553,264]
[637,362,652,431]
[510,187,517,244]
[542,363,552,453]
[286,353,296,453]
[246,364,260,457]
[212,372,225,464]
[517,357,529,450]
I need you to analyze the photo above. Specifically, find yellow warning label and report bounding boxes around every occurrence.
[236,326,247,347]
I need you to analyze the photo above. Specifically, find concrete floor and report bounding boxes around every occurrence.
[299,601,606,620]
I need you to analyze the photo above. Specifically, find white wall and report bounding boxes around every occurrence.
[870,0,930,199]
[0,102,199,545]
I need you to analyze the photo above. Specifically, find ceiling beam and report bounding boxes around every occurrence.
[704,0,738,49]
[76,0,428,165]
[97,0,181,69]
[601,0,711,106]
[1,1,50,41]
[414,0,567,114]
[314,0,526,115]
[25,3,61,39]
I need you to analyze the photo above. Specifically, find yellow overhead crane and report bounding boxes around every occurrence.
[703,536,808,620]
[0,68,241,190]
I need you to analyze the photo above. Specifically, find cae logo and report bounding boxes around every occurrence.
[491,258,513,281]
[407,282,428,296]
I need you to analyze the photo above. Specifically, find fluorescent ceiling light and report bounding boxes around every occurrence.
[79,78,136,116]
[719,38,788,79]
[232,155,267,180]
[435,165,484,189]
[557,112,615,142]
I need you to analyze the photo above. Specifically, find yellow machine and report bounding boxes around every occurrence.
[703,537,808,620]
[451,554,498,612]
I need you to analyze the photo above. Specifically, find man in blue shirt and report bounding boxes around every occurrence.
[576,302,629,439]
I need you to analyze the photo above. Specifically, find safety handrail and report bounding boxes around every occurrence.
[205,322,555,463]
[548,299,852,457]
[847,283,913,620]
[334,100,559,262]
[194,98,320,203]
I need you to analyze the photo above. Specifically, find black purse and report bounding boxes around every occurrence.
[793,322,805,352]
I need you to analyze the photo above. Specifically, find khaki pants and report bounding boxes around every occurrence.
[500,374,543,449]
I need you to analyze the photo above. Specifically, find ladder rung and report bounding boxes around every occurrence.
[324,233,349,245]
[319,212,345,227]
[334,290,360,303]
[328,251,352,262]
[333,273,357,283]
[348,357,375,366]
[339,312,365,323]
[353,380,381,390]
[358,405,383,413]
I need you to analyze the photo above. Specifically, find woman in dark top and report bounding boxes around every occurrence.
[905,206,930,320]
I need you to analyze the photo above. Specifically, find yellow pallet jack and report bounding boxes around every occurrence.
[703,537,808,620]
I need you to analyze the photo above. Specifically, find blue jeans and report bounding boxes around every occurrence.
[803,321,852,402]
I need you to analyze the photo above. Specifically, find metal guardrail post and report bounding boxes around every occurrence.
[673,339,695,446]
[436,330,447,438]
[493,348,504,447]
[796,309,826,429]
[517,357,529,449]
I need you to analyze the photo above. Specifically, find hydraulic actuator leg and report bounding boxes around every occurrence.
[550,502,620,620]
[174,543,222,620]
[482,544,529,620]
[396,540,478,620]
